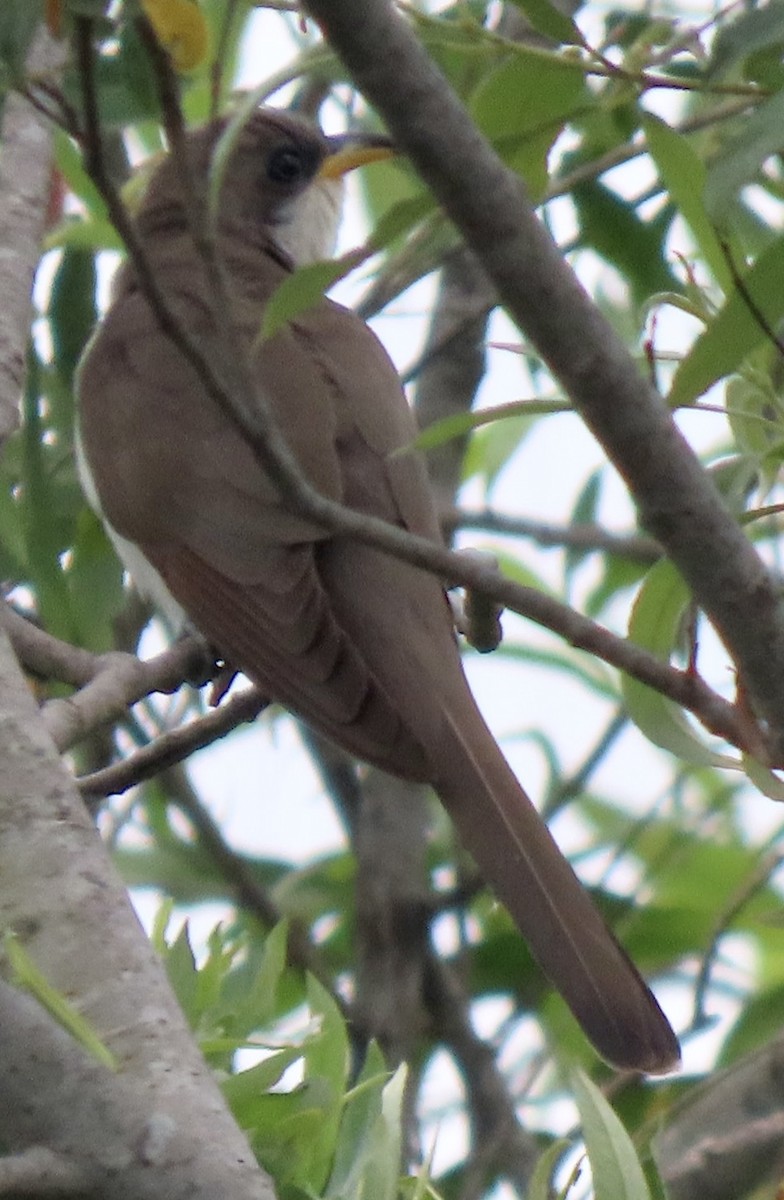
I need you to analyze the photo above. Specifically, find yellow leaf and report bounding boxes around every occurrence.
[141,0,210,72]
[46,0,63,38]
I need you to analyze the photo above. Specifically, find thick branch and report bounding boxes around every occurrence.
[655,1032,784,1199]
[1,603,212,752]
[0,28,62,443]
[0,631,272,1199]
[301,0,784,756]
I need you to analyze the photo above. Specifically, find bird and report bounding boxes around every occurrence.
[76,106,680,1073]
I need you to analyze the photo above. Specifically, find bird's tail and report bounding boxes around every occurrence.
[433,698,679,1074]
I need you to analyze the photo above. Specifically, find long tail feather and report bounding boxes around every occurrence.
[434,704,679,1074]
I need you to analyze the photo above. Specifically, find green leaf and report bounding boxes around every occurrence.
[500,640,617,701]
[222,1047,304,1115]
[528,1140,571,1200]
[295,975,350,1192]
[369,191,437,253]
[21,350,76,640]
[4,930,117,1071]
[741,753,784,801]
[261,257,353,341]
[62,18,161,126]
[304,974,349,1095]
[704,90,784,227]
[53,129,106,216]
[413,397,567,454]
[462,410,540,489]
[668,234,784,407]
[470,51,588,199]
[622,560,736,767]
[67,509,125,651]
[327,1045,403,1200]
[248,1078,337,1189]
[643,114,732,292]
[720,981,784,1062]
[586,552,651,620]
[507,0,583,44]
[708,0,784,79]
[235,919,290,1032]
[571,181,677,308]
[48,248,98,383]
[163,922,199,1023]
[45,215,124,253]
[572,1069,652,1200]
[564,469,601,582]
[725,375,784,493]
[358,211,458,321]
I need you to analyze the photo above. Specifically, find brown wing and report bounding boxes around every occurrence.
[77,274,440,776]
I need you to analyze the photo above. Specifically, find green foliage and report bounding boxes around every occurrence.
[154,917,414,1200]
[623,559,735,768]
[470,51,588,199]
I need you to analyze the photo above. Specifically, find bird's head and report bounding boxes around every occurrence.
[137,107,394,266]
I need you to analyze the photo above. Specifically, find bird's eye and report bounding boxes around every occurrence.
[266,144,309,184]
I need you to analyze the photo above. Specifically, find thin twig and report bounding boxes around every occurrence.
[78,688,268,799]
[719,236,784,359]
[444,508,662,563]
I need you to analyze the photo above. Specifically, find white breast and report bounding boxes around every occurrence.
[273,177,344,267]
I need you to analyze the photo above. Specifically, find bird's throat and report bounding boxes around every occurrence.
[273,177,344,267]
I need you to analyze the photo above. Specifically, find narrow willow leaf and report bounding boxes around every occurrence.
[704,90,784,227]
[327,1053,406,1200]
[623,560,737,767]
[470,51,587,199]
[411,398,567,453]
[708,0,784,78]
[528,1139,571,1200]
[572,1069,652,1200]
[571,181,676,306]
[742,754,784,801]
[222,1047,304,1110]
[164,923,199,1022]
[4,931,117,1071]
[643,114,732,291]
[261,256,356,341]
[668,235,784,407]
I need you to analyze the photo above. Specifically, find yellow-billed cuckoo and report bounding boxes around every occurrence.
[76,108,679,1073]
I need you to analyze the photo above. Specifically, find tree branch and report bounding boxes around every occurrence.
[0,27,62,444]
[78,687,268,799]
[424,957,541,1196]
[443,508,662,563]
[655,1032,784,1200]
[0,1145,86,1197]
[0,630,272,1199]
